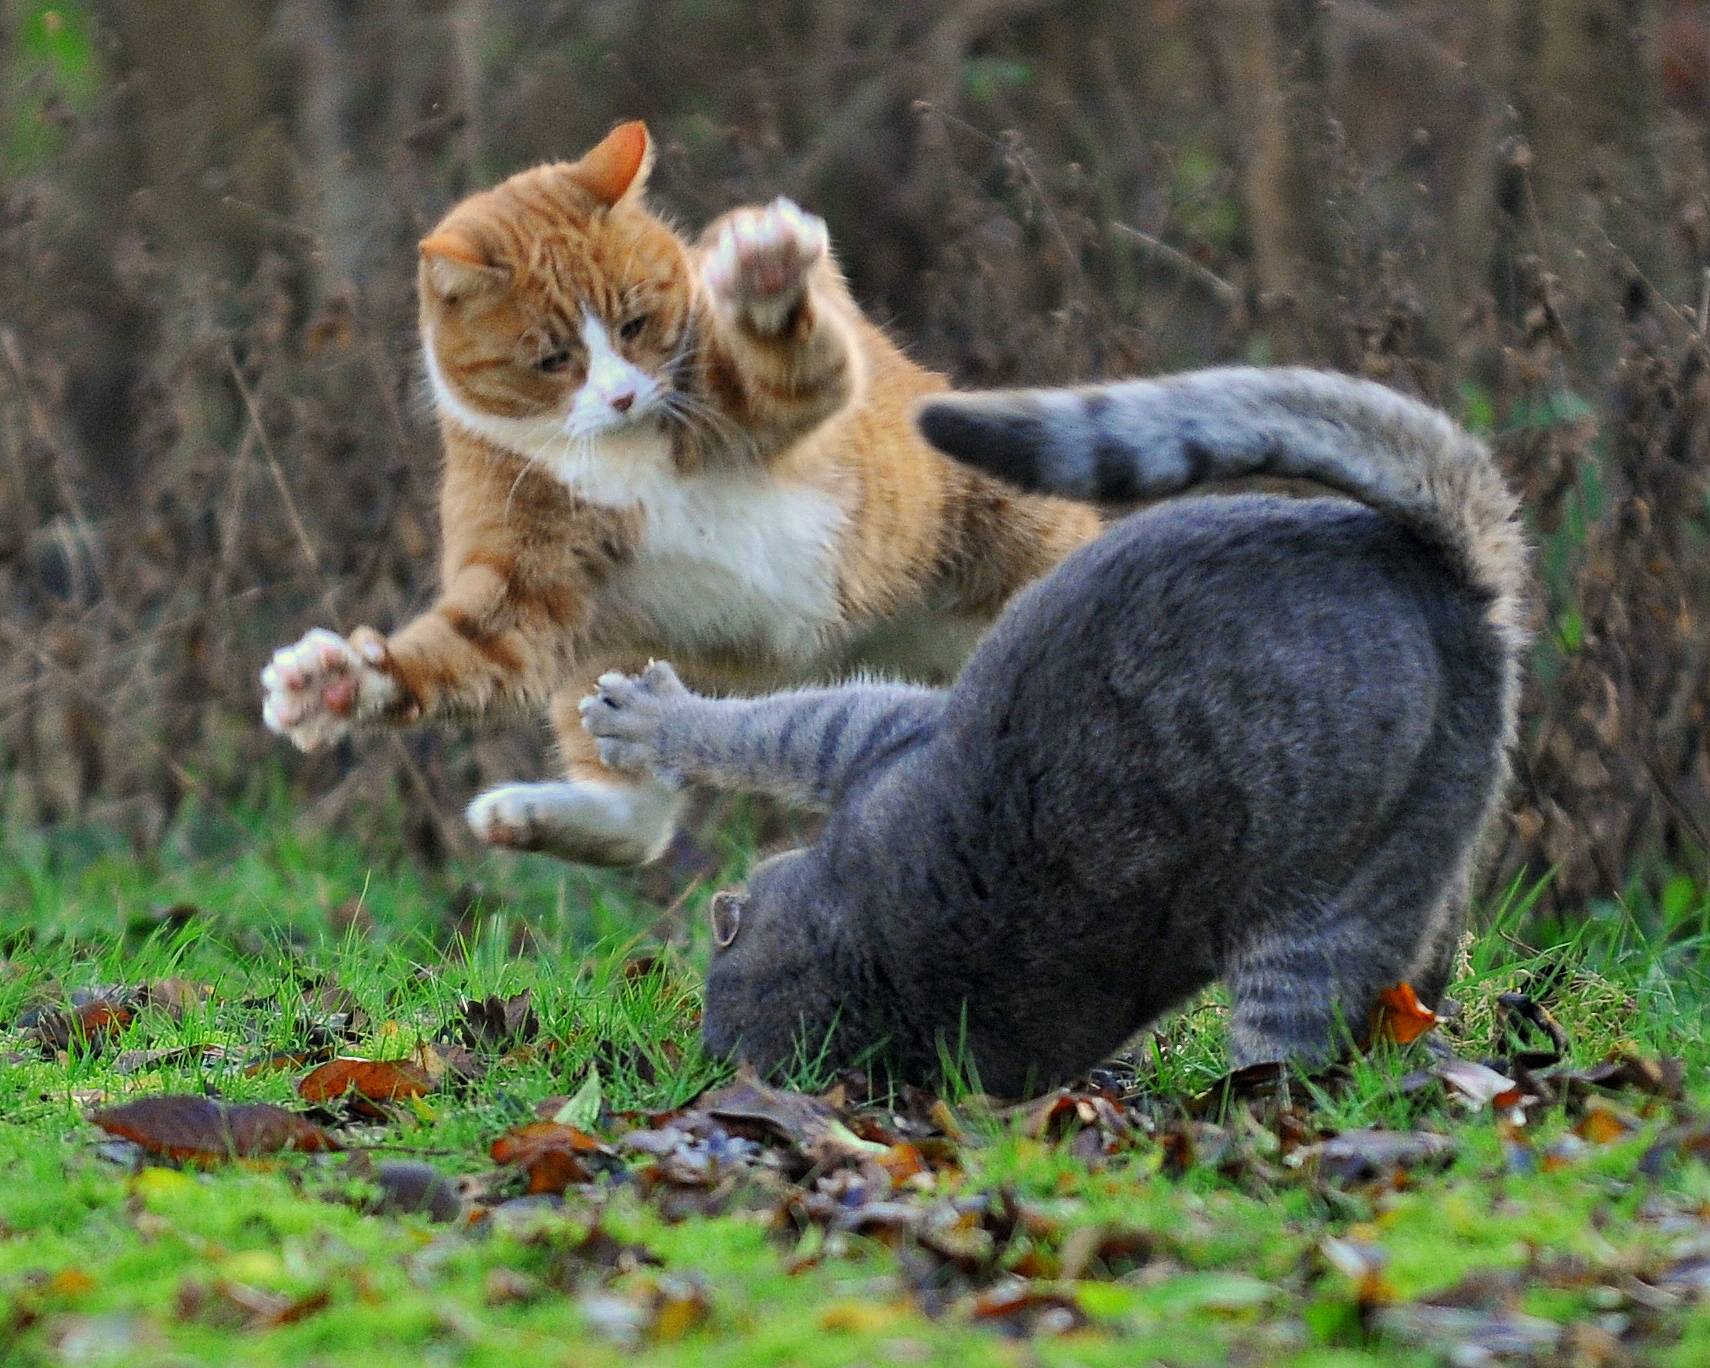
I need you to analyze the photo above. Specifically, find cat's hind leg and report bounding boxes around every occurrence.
[466,777,683,867]
[466,681,684,867]
[1225,879,1458,1070]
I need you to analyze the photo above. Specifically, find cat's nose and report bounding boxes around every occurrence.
[610,390,635,414]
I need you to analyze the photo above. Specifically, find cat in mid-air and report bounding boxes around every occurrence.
[260,121,1098,864]
[581,367,1530,1093]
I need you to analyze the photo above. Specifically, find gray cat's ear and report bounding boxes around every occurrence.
[709,891,746,949]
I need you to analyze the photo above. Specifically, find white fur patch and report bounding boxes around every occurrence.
[467,778,682,866]
[423,329,850,664]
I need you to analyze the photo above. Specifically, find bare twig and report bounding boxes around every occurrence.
[1110,222,1240,308]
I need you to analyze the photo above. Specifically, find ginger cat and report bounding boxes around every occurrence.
[261,121,1099,866]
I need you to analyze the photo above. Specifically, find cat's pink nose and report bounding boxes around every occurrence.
[610,391,635,414]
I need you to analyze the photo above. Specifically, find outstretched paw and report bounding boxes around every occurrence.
[261,626,400,753]
[702,197,830,335]
[578,660,692,780]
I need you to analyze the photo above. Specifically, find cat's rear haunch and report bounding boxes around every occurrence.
[583,367,1530,1094]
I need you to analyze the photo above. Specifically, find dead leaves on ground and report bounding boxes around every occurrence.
[36,972,1710,1354]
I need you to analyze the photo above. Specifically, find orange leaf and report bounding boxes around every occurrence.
[875,1142,929,1184]
[1372,984,1438,1045]
[1575,1105,1635,1146]
[297,1058,435,1105]
[490,1122,614,1195]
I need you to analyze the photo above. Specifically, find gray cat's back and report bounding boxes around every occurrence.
[935,492,1502,870]
[841,492,1509,1086]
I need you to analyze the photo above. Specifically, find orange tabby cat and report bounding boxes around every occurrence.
[261,121,1099,865]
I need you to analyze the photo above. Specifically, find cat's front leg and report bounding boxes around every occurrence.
[581,661,943,809]
[693,199,855,456]
[702,197,831,337]
[261,626,406,752]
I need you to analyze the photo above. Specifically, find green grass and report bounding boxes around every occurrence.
[1,795,1708,1366]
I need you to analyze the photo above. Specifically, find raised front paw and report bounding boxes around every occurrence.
[260,626,400,753]
[702,197,830,334]
[578,660,692,780]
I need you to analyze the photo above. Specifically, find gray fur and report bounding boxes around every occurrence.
[585,367,1530,1095]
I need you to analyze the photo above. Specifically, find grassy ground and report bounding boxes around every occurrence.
[1,797,1708,1366]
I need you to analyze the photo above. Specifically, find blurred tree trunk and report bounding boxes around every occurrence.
[1204,0,1342,363]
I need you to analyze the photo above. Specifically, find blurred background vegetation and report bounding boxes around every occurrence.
[0,0,1707,929]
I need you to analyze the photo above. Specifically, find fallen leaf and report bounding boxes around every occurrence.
[113,1045,233,1076]
[698,1069,886,1169]
[1372,983,1437,1045]
[1305,1129,1455,1183]
[454,990,538,1052]
[818,1300,911,1333]
[490,1121,618,1194]
[1574,1101,1638,1146]
[298,1058,434,1113]
[1018,1089,1131,1142]
[1434,1057,1519,1110]
[874,1142,930,1186]
[28,999,133,1056]
[1552,1052,1684,1102]
[554,1068,603,1131]
[91,1095,339,1160]
[966,1283,1088,1338]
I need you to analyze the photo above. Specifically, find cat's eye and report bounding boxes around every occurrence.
[535,348,573,374]
[618,314,649,341]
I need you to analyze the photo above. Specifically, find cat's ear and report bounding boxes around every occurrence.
[709,890,746,949]
[570,120,654,207]
[418,228,509,301]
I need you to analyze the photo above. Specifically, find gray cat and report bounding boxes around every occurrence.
[580,367,1530,1095]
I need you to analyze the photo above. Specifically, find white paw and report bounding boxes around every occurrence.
[702,197,829,333]
[467,779,682,867]
[260,626,399,753]
[578,660,690,778]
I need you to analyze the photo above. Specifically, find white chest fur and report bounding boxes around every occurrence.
[426,343,851,664]
[575,431,850,663]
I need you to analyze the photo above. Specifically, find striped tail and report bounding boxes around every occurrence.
[917,366,1530,656]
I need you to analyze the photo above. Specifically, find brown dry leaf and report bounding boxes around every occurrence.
[874,1142,930,1186]
[139,979,206,1019]
[1322,1236,1398,1308]
[91,1095,339,1160]
[298,1058,435,1107]
[697,1069,886,1169]
[1306,1129,1455,1184]
[412,1041,483,1089]
[1552,1052,1685,1102]
[490,1121,618,1195]
[1372,983,1438,1045]
[649,1276,711,1343]
[29,1000,134,1056]
[966,1283,1088,1338]
[1019,1090,1132,1142]
[453,990,538,1053]
[176,1278,331,1331]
